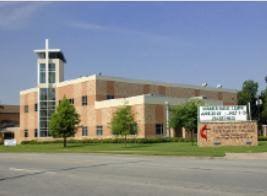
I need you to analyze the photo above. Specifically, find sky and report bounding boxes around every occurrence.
[0,2,267,104]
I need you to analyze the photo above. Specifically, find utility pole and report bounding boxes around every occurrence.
[165,101,170,137]
[248,102,251,120]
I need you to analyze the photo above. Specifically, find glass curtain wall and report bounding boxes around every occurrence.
[39,88,56,136]
[39,63,56,137]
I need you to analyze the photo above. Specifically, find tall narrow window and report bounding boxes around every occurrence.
[48,63,56,84]
[24,129,29,138]
[39,88,56,137]
[39,64,46,83]
[155,124,164,135]
[34,129,38,137]
[69,98,74,104]
[82,96,87,106]
[96,126,103,136]
[48,88,56,100]
[24,105,29,113]
[49,72,55,83]
[34,103,38,112]
[82,126,88,136]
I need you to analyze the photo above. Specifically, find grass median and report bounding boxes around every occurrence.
[1,141,267,157]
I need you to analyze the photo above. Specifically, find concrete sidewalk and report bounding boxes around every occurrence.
[225,152,267,160]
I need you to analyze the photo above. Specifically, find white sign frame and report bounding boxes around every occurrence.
[4,139,17,146]
[199,105,247,122]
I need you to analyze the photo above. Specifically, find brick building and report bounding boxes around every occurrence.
[19,40,237,143]
[0,105,19,142]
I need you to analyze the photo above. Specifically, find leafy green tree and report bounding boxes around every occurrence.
[260,81,267,124]
[49,97,80,147]
[110,106,138,145]
[260,90,267,123]
[169,100,203,143]
[238,80,258,120]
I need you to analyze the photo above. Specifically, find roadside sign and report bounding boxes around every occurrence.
[199,105,247,122]
[4,139,16,146]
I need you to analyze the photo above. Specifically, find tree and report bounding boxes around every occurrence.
[110,106,138,145]
[261,89,267,123]
[49,97,80,147]
[237,80,258,120]
[260,78,267,124]
[169,100,203,143]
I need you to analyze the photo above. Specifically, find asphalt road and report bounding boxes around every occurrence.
[0,153,266,196]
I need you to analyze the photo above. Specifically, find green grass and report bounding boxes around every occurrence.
[1,141,267,157]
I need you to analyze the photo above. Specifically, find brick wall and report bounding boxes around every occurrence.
[19,91,38,142]
[96,79,237,104]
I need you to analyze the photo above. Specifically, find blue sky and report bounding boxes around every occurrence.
[1,2,267,104]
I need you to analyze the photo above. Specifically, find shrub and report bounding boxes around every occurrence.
[258,136,267,141]
[21,137,195,145]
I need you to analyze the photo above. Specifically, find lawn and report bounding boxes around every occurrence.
[1,141,267,157]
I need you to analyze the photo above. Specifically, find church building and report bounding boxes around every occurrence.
[18,40,237,143]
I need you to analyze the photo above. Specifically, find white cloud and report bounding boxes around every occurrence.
[0,2,50,29]
[68,21,170,41]
[70,22,108,31]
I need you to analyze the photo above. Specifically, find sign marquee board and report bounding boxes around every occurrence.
[4,139,17,146]
[198,121,258,147]
[198,105,257,147]
[199,105,247,122]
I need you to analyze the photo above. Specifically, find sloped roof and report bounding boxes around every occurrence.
[0,105,19,114]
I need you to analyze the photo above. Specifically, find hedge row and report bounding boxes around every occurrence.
[258,136,267,141]
[20,136,267,145]
[21,137,196,145]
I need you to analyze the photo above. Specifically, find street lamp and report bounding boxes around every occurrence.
[256,96,263,122]
[165,101,170,137]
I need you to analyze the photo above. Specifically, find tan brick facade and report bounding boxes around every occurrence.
[19,75,237,142]
[19,90,38,143]
[96,79,237,105]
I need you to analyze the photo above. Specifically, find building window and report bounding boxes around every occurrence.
[48,88,56,100]
[82,126,88,136]
[155,124,164,135]
[69,98,74,104]
[106,95,114,100]
[39,88,56,139]
[49,72,56,83]
[34,129,38,137]
[40,131,48,137]
[39,64,46,83]
[40,72,46,83]
[34,103,38,112]
[48,63,56,84]
[24,105,29,113]
[82,96,87,106]
[24,129,29,138]
[48,63,56,71]
[96,126,103,136]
